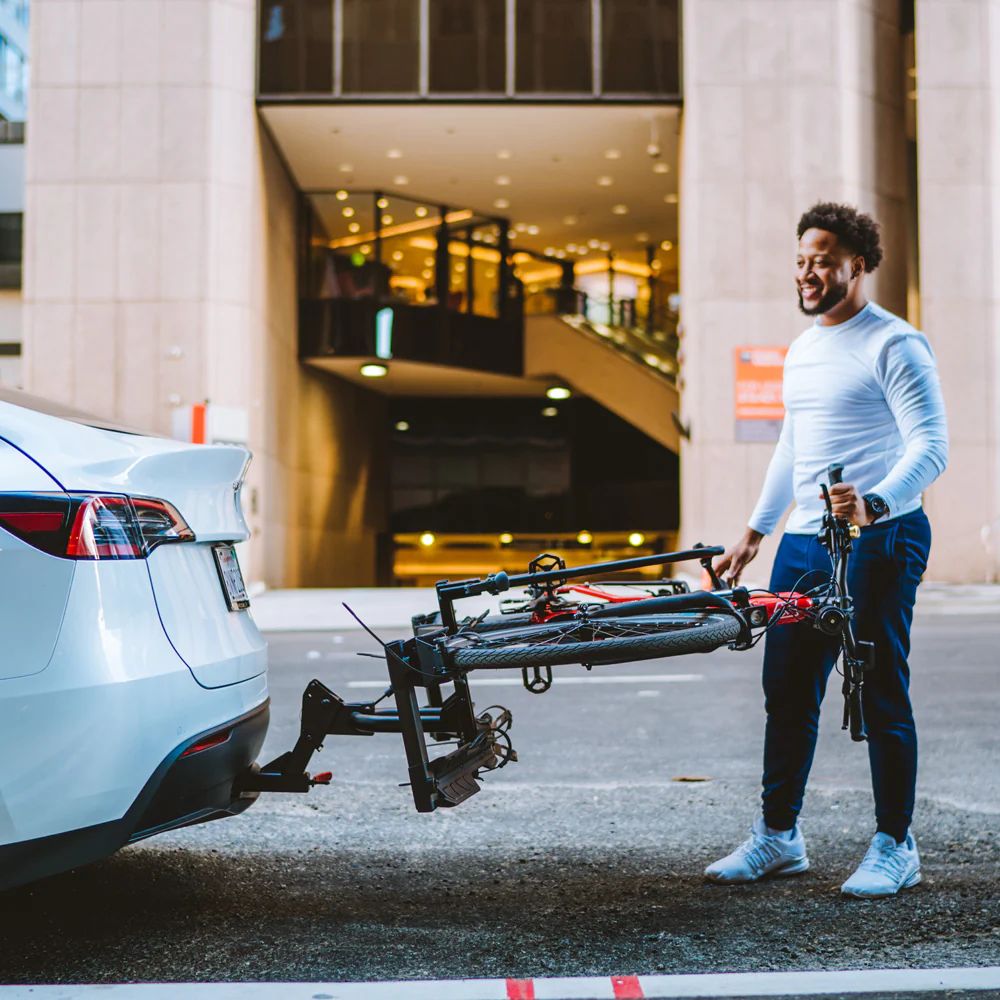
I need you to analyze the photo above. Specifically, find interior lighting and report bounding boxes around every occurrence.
[628,532,646,547]
[598,176,613,186]
[392,250,404,261]
[419,532,435,547]
[497,150,511,159]
[555,249,566,259]
[605,149,621,159]
[496,176,511,186]
[424,256,435,266]
[387,149,402,158]
[514,223,528,232]
[499,532,514,544]
[485,269,495,278]
[350,252,365,266]
[395,421,410,432]
[382,215,393,225]
[664,193,679,204]
[547,386,571,400]
[577,530,593,545]
[588,239,601,248]
[421,269,433,279]
[360,244,371,254]
[660,240,674,251]
[567,243,578,252]
[415,206,428,217]
[377,197,389,208]
[348,222,361,233]
[612,205,629,215]
[599,241,611,251]
[342,206,355,217]
[335,190,349,200]
[541,406,558,418]
[360,364,388,378]
[527,225,539,235]
[563,215,578,225]
[339,164,353,173]
[636,232,650,242]
[544,247,556,256]
[653,163,669,174]
[508,229,517,239]
[494,198,510,209]
[455,262,465,273]
[394,175,409,185]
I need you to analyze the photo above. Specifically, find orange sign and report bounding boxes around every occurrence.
[734,346,787,420]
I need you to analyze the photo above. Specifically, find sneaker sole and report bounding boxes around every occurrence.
[841,867,921,899]
[705,857,810,884]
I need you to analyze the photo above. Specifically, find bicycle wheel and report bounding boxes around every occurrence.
[448,612,742,669]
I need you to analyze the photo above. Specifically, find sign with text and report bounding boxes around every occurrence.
[734,346,787,442]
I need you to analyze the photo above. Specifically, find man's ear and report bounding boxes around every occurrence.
[852,257,864,280]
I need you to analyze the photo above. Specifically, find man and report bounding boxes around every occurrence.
[708,202,948,898]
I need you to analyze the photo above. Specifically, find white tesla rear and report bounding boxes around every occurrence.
[0,389,269,890]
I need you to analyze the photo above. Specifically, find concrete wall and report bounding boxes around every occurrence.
[679,0,911,581]
[915,0,1000,582]
[22,0,385,587]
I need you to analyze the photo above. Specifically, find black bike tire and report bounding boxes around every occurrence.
[450,612,742,669]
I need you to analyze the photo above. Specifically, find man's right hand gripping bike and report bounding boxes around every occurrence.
[237,462,876,813]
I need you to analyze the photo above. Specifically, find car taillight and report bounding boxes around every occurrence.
[0,492,195,559]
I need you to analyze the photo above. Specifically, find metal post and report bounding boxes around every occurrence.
[591,0,602,96]
[435,207,450,310]
[333,0,343,95]
[646,243,655,338]
[374,191,385,301]
[466,226,475,314]
[505,0,516,96]
[419,0,430,96]
[498,219,511,322]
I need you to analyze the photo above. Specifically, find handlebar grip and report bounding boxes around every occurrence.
[827,462,844,485]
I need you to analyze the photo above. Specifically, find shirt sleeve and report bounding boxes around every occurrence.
[748,415,796,536]
[869,333,949,515]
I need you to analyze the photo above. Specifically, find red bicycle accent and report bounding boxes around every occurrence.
[748,591,813,624]
[556,584,646,604]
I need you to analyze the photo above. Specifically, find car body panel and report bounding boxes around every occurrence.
[146,544,268,689]
[0,437,62,491]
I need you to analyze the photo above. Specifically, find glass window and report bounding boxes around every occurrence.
[343,0,420,94]
[0,214,23,265]
[258,0,333,94]
[601,0,681,95]
[429,0,505,94]
[515,0,592,94]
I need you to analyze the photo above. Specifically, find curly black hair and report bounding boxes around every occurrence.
[796,202,884,273]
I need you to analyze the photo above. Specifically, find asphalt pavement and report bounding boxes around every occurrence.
[2,615,1000,987]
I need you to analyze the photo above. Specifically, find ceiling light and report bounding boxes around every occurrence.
[499,532,514,544]
[527,225,539,235]
[494,198,510,209]
[392,250,404,261]
[576,247,587,255]
[507,229,517,239]
[377,197,389,208]
[381,215,393,225]
[588,239,601,249]
[653,163,669,174]
[360,244,371,254]
[628,532,645,547]
[576,530,593,545]
[395,420,410,432]
[636,232,650,242]
[393,175,409,185]
[599,241,611,251]
[547,386,571,400]
[419,532,435,547]
[415,206,428,217]
[424,256,435,266]
[342,206,355,217]
[421,269,433,279]
[564,215,578,225]
[360,363,388,378]
[541,406,558,418]
[496,176,511,185]
[598,176,613,186]
[455,262,465,273]
[555,249,566,258]
[660,240,674,251]
[567,243,578,252]
[497,150,511,159]
[485,269,495,278]
[515,223,527,232]
[605,149,621,159]
[387,149,402,158]
[348,222,360,233]
[544,247,556,256]
[612,205,628,215]
[664,193,679,204]
[335,190,349,201]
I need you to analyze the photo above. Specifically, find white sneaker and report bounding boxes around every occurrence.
[705,817,810,883]
[841,832,921,898]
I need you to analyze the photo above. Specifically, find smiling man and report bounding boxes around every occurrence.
[708,202,949,897]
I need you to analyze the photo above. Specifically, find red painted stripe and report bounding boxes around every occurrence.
[611,975,644,999]
[506,980,534,1000]
[191,403,206,444]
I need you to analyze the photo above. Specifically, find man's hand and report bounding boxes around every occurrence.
[714,528,764,587]
[825,482,872,526]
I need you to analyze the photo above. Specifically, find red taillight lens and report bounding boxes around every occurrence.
[180,729,231,757]
[0,492,195,559]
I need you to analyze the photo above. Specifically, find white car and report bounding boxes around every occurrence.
[0,388,269,890]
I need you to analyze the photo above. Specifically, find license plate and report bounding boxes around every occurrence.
[213,544,250,611]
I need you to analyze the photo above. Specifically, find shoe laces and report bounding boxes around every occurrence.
[858,840,909,879]
[735,829,781,874]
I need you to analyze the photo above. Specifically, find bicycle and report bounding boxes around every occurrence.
[237,462,874,814]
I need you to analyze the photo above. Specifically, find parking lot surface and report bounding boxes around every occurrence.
[2,615,1000,985]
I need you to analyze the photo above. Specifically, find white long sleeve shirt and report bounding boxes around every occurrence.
[748,302,949,536]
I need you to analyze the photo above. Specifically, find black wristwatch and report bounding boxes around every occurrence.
[862,493,889,523]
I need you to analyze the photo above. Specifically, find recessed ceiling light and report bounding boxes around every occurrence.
[392,250,404,261]
[420,531,436,546]
[598,176,613,186]
[664,193,679,204]
[339,164,353,172]
[576,530,593,545]
[605,149,621,159]
[393,175,409,185]
[588,239,601,249]
[421,269,433,279]
[496,176,511,185]
[395,420,410,432]
[563,215,578,225]
[382,215,392,225]
[497,150,511,159]
[485,269,495,278]
[424,257,435,266]
[541,407,558,418]
[342,206,355,217]
[576,247,587,255]
[555,249,566,258]
[660,240,674,251]
[455,262,465,273]
[628,532,645,547]
[612,205,628,215]
[567,243,578,252]
[599,241,611,251]
[636,232,650,242]
[335,190,348,200]
[527,225,539,235]
[348,222,360,233]
[415,206,428,217]
[544,247,556,256]
[360,363,388,378]
[387,149,402,158]
[360,244,371,254]
[653,163,669,174]
[499,533,514,544]
[507,229,517,239]
[494,198,510,210]
[515,223,527,232]
[547,386,571,400]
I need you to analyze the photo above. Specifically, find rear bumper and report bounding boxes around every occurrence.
[0,701,269,892]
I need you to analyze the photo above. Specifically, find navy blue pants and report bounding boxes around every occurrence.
[761,509,931,843]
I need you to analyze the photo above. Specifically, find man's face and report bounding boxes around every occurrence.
[795,228,860,316]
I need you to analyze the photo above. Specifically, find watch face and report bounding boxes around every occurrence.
[866,494,888,516]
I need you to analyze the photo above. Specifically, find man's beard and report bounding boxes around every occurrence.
[798,279,848,316]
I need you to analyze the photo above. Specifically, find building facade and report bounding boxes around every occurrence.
[20,0,993,585]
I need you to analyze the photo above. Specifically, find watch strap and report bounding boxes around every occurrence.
[862,493,889,522]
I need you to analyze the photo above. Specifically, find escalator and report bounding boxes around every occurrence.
[524,313,682,454]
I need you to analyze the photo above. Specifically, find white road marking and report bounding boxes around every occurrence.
[5,966,1000,998]
[347,674,703,689]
